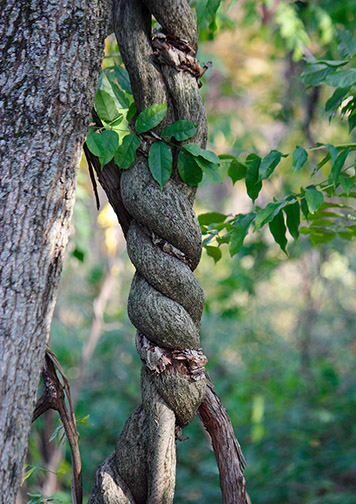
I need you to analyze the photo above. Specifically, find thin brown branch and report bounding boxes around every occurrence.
[37,266,115,496]
[198,379,248,504]
[87,153,101,210]
[83,110,132,237]
[32,351,83,504]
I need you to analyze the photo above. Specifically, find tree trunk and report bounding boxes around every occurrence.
[88,1,247,503]
[0,2,110,501]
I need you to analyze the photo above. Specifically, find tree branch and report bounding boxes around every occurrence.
[198,380,247,504]
[32,351,82,504]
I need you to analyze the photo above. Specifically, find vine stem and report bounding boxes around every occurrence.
[308,142,356,152]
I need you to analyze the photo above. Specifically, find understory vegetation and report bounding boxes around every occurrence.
[23,1,355,503]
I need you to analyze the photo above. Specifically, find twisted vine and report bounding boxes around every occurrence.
[88,1,247,503]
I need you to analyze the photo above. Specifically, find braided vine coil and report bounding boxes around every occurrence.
[89,1,208,502]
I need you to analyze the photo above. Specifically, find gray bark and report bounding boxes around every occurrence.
[0,1,110,502]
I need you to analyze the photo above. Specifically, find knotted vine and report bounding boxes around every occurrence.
[88,1,247,503]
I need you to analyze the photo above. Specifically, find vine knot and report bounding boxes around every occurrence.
[137,333,208,381]
[152,32,212,87]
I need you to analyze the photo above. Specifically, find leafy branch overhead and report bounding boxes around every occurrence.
[200,28,356,259]
[86,28,355,259]
[202,139,355,259]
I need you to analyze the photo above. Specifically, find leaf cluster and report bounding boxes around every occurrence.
[86,30,355,257]
[300,29,356,132]
[200,142,355,259]
[86,74,221,189]
[199,29,356,259]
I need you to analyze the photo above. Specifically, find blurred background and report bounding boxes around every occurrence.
[22,1,356,503]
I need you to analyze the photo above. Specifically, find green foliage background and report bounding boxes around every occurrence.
[23,1,356,503]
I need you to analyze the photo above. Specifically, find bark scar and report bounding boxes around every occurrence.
[136,333,208,381]
[152,32,212,87]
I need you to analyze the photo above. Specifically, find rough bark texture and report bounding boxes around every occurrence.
[89,1,209,502]
[0,2,110,502]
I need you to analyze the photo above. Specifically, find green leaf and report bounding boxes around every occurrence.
[216,235,230,245]
[340,176,354,196]
[312,59,349,67]
[328,144,338,166]
[86,129,102,157]
[341,98,356,115]
[198,148,221,165]
[197,0,221,27]
[135,103,167,133]
[114,63,132,94]
[99,130,120,166]
[314,152,330,174]
[127,102,137,121]
[326,69,356,88]
[269,210,287,254]
[227,160,247,184]
[208,221,234,232]
[255,200,290,229]
[58,431,66,447]
[202,233,215,246]
[161,120,198,141]
[205,245,222,263]
[292,147,308,171]
[183,144,221,165]
[310,210,344,219]
[284,199,300,241]
[325,87,351,113]
[219,154,236,162]
[305,186,324,214]
[27,497,42,504]
[86,129,119,167]
[199,212,227,226]
[109,115,123,127]
[301,195,309,220]
[229,212,255,256]
[345,225,356,238]
[206,0,221,23]
[49,423,63,443]
[339,191,356,198]
[114,134,140,169]
[337,29,356,58]
[258,150,282,180]
[348,112,356,133]
[338,229,356,241]
[194,156,222,183]
[100,71,119,100]
[72,247,85,262]
[22,466,37,485]
[110,81,130,108]
[95,89,118,122]
[300,63,336,86]
[320,201,353,210]
[300,226,336,244]
[148,141,173,189]
[328,148,350,187]
[77,414,91,424]
[309,219,335,226]
[177,150,202,186]
[245,155,262,202]
[180,144,221,182]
